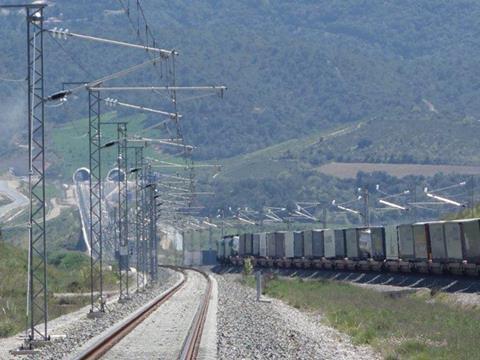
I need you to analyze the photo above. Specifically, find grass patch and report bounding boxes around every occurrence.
[250,277,480,359]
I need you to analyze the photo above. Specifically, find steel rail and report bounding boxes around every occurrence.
[178,268,213,360]
[75,266,187,360]
[74,266,212,360]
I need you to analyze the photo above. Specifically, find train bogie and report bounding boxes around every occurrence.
[446,261,463,275]
[313,258,323,269]
[399,260,414,272]
[415,261,429,274]
[323,258,334,269]
[303,258,312,269]
[334,259,347,270]
[385,260,401,272]
[293,257,304,268]
[345,259,357,270]
[428,261,445,275]
[463,263,479,276]
[258,258,267,267]
[358,260,370,271]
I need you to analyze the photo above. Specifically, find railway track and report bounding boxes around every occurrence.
[73,266,213,360]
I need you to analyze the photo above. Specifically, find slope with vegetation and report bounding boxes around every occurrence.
[0,242,117,337]
[248,276,480,359]
[2,1,480,160]
[2,1,480,216]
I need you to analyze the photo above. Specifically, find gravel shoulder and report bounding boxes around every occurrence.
[0,268,180,360]
[216,274,379,360]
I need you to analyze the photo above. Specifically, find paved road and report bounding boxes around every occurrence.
[0,180,28,220]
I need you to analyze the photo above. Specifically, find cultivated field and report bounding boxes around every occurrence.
[318,162,480,179]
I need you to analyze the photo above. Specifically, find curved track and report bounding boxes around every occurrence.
[74,266,212,360]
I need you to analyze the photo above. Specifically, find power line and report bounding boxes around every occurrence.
[47,34,96,78]
[0,75,26,82]
[117,0,160,52]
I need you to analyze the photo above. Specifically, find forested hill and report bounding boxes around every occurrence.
[1,0,480,162]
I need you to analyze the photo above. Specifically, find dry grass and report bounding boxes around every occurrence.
[257,277,480,359]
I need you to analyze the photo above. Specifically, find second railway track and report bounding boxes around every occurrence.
[73,266,213,360]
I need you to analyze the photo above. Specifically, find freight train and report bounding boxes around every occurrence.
[217,218,480,276]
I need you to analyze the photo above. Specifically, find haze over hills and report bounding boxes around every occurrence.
[1,0,480,217]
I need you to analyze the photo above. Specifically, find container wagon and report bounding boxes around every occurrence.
[266,232,276,266]
[455,218,480,275]
[225,218,480,276]
[293,231,304,268]
[274,231,294,267]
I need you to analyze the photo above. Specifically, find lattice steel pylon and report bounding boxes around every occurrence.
[116,123,130,300]
[142,165,157,284]
[133,146,146,291]
[26,4,48,343]
[141,163,151,285]
[148,183,158,282]
[88,89,105,315]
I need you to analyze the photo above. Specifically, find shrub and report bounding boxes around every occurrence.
[243,258,253,276]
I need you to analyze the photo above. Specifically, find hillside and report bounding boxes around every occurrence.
[2,1,480,220]
[2,1,480,161]
[202,125,478,222]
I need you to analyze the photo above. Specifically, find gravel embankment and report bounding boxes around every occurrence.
[11,268,180,360]
[216,274,379,360]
